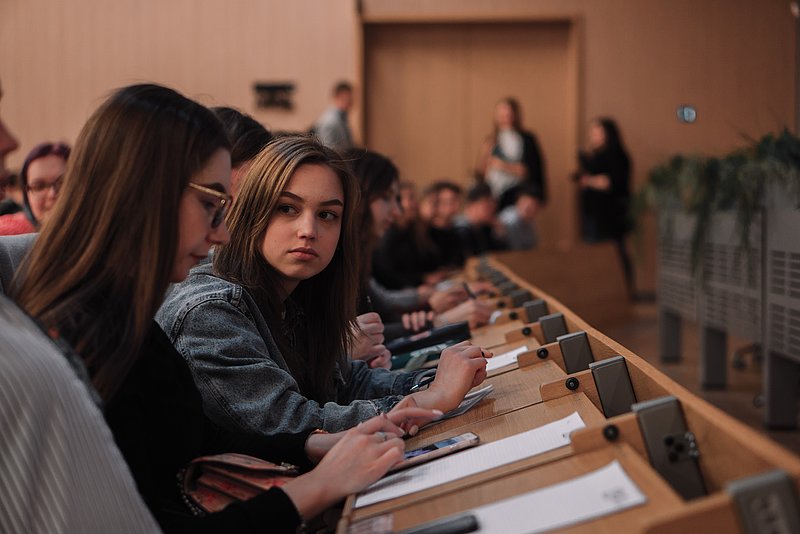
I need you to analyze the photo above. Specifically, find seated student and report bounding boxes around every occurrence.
[211,106,272,201]
[0,172,24,215]
[346,149,494,334]
[0,142,70,236]
[157,135,489,437]
[0,80,159,534]
[372,181,439,290]
[13,84,437,533]
[454,183,507,258]
[497,184,540,250]
[425,180,466,269]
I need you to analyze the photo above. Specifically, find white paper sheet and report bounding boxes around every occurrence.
[468,460,647,533]
[485,345,530,373]
[355,412,586,508]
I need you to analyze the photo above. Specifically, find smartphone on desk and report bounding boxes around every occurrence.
[390,432,480,472]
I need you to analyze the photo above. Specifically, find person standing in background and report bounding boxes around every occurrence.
[575,117,634,297]
[475,97,546,211]
[314,81,355,153]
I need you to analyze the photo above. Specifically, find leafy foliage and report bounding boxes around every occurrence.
[637,129,800,274]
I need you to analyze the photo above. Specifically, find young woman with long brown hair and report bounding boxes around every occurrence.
[12,84,434,533]
[157,135,489,438]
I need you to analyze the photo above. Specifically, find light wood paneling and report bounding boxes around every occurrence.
[0,0,360,167]
[363,21,579,249]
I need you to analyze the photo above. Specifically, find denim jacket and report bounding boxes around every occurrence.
[156,263,424,435]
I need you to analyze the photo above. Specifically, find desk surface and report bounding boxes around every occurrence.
[371,443,684,533]
[348,393,606,521]
[408,360,565,444]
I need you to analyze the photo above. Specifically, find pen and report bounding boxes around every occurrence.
[365,295,374,312]
[462,282,477,300]
[410,374,436,392]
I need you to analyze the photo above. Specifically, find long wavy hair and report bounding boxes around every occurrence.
[14,83,230,402]
[213,135,360,402]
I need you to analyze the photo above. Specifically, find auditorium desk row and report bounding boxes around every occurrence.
[337,256,800,534]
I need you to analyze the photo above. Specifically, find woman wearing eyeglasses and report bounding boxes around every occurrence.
[12,84,438,533]
[0,142,70,236]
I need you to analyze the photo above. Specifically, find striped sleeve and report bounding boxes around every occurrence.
[0,297,161,534]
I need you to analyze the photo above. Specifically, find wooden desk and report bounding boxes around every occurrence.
[409,360,565,444]
[348,394,605,522]
[355,444,683,533]
[338,256,800,533]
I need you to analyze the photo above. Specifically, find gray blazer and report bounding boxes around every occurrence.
[156,263,425,436]
[0,233,36,294]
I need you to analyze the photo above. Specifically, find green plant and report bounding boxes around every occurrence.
[636,129,800,276]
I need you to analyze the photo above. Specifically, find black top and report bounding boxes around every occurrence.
[104,322,314,533]
[493,130,547,210]
[577,147,632,241]
[454,222,507,259]
[372,225,440,290]
[428,226,465,270]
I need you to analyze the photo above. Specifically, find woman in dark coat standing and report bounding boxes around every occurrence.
[576,117,634,296]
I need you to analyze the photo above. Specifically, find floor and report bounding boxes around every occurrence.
[603,302,800,454]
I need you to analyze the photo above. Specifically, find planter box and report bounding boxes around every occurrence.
[699,211,762,342]
[657,210,698,322]
[764,182,800,428]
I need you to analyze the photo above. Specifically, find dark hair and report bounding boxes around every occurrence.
[495,97,523,133]
[20,142,71,226]
[465,183,493,203]
[594,117,625,153]
[506,184,538,204]
[211,107,272,168]
[15,83,230,402]
[426,180,463,197]
[344,148,399,294]
[214,135,360,402]
[333,81,353,96]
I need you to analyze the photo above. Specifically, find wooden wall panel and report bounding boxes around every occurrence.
[364,22,578,249]
[1,0,794,291]
[0,0,360,168]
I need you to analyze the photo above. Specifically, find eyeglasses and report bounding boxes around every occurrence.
[187,182,232,229]
[27,174,64,196]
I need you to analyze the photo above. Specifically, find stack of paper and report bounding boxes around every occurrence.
[454,461,647,533]
[355,412,586,508]
[485,345,530,373]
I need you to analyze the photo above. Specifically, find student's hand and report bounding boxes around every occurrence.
[434,299,493,329]
[351,313,391,369]
[409,341,490,414]
[386,405,444,436]
[287,415,405,518]
[401,310,434,332]
[428,286,467,313]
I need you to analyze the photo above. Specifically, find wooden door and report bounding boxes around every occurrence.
[364,21,579,248]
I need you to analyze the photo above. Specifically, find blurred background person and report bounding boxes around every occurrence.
[575,117,634,297]
[497,184,540,250]
[475,97,546,211]
[0,172,23,215]
[454,183,507,258]
[0,142,70,236]
[212,106,272,201]
[372,181,441,290]
[314,81,355,153]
